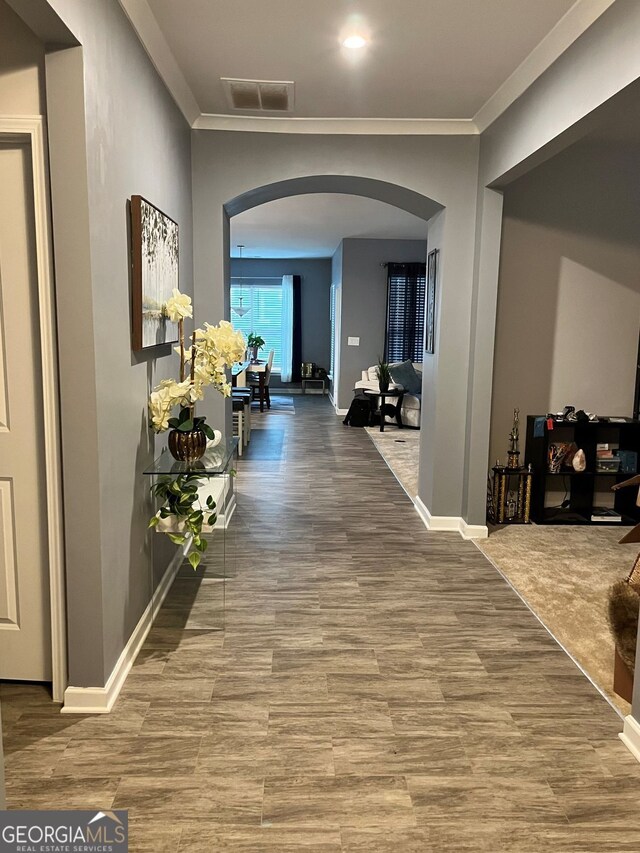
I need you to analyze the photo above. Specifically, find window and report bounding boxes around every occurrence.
[384,262,426,364]
[230,279,283,370]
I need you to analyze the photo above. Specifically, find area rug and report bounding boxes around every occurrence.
[365,427,420,498]
[251,395,295,414]
[477,525,636,715]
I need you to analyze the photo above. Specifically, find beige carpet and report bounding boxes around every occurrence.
[477,525,636,715]
[365,427,635,716]
[364,427,420,498]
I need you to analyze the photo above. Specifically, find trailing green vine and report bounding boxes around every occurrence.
[148,474,217,570]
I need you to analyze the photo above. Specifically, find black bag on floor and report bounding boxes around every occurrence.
[343,393,371,427]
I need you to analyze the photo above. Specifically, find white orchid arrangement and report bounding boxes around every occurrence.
[148,289,246,435]
[147,290,245,570]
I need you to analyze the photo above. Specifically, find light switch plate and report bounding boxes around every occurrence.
[347,336,360,346]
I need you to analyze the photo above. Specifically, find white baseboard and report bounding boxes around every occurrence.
[328,392,347,416]
[414,496,459,531]
[459,518,488,540]
[61,541,188,714]
[62,474,239,715]
[620,715,640,763]
[332,396,348,415]
[414,495,488,540]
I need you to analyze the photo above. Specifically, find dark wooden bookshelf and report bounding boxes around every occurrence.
[524,416,640,525]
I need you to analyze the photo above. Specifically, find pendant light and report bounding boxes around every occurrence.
[232,245,250,318]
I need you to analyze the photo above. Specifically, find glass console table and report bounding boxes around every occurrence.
[143,437,238,630]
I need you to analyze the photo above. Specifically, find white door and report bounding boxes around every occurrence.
[0,141,51,681]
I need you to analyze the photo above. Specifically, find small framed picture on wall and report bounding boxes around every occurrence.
[130,195,180,350]
[425,247,438,354]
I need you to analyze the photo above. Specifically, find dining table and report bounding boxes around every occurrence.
[232,360,251,386]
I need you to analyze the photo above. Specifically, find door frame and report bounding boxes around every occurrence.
[0,116,67,703]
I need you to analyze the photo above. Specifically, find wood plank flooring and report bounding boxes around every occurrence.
[3,395,640,851]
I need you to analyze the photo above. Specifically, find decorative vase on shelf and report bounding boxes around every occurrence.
[168,428,207,462]
[378,380,389,394]
[251,345,259,361]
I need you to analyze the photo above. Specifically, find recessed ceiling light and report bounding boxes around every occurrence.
[342,35,367,49]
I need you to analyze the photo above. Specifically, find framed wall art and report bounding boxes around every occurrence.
[425,247,439,354]
[130,195,179,350]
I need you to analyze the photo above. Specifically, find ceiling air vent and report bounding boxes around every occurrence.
[221,78,295,113]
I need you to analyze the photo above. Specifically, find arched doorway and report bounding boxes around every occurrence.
[225,174,442,407]
[192,134,493,534]
[221,173,450,512]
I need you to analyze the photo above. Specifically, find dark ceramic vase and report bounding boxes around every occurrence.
[168,428,207,462]
[378,380,390,394]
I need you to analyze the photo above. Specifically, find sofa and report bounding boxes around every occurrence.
[354,362,422,428]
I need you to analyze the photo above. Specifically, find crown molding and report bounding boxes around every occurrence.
[118,0,200,126]
[193,114,479,135]
[473,0,616,132]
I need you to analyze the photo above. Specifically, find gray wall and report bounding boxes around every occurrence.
[481,1,640,187]
[335,238,427,409]
[230,256,332,375]
[490,137,640,467]
[12,0,194,687]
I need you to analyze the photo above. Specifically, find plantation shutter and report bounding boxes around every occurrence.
[384,262,426,363]
[329,283,337,378]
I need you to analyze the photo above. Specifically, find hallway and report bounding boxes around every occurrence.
[2,395,640,851]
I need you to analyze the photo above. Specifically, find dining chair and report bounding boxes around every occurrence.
[248,349,275,410]
[232,387,252,453]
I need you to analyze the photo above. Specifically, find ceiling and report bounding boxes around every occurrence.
[122,0,613,131]
[229,193,427,258]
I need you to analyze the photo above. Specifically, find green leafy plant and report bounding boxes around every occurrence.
[247,333,266,350]
[167,405,217,440]
[148,474,217,570]
[376,358,392,386]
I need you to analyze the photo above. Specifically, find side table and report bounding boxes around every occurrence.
[143,437,239,629]
[301,377,327,395]
[363,388,404,432]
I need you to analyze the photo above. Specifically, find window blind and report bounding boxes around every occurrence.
[230,279,283,370]
[329,283,337,379]
[384,262,426,364]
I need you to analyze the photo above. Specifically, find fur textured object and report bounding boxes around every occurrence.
[608,579,640,672]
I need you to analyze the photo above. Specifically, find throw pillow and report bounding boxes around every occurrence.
[389,360,422,395]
